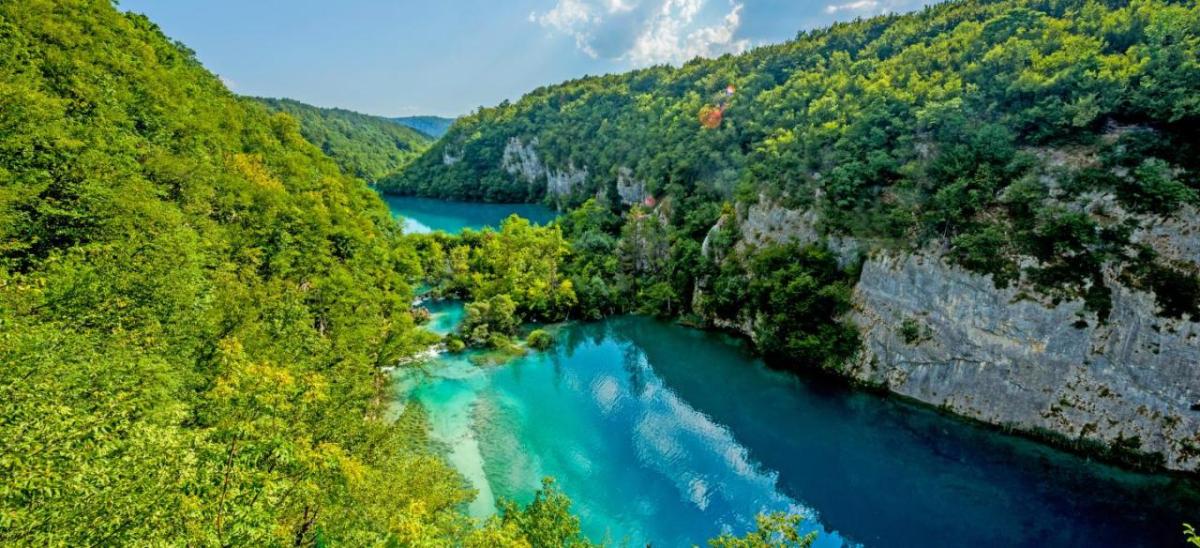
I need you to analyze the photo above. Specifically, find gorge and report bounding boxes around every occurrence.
[3,0,1198,545]
[387,200,1199,547]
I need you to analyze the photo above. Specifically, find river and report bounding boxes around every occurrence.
[383,195,558,233]
[387,198,1198,547]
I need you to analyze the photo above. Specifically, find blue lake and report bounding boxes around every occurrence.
[382,195,558,234]
[385,199,1198,546]
[395,307,1198,547]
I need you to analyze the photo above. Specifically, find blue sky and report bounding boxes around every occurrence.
[120,0,930,118]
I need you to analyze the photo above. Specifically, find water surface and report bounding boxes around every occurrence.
[383,195,558,234]
[395,311,1198,547]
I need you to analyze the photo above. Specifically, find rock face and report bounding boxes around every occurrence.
[615,167,647,206]
[738,197,863,267]
[501,137,589,199]
[1132,204,1200,265]
[849,252,1200,472]
[708,196,1200,472]
[501,137,543,180]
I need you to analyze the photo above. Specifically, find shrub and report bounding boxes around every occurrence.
[526,329,555,351]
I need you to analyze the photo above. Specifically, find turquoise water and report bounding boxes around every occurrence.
[396,309,1198,547]
[382,195,558,234]
[422,300,465,336]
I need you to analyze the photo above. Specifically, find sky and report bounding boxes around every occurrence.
[119,0,931,118]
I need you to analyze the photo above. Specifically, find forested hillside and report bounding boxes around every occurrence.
[2,0,1197,542]
[384,0,1199,363]
[257,97,430,181]
[0,1,587,544]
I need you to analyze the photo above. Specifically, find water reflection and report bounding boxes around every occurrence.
[398,313,1199,547]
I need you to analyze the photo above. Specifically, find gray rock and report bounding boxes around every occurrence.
[1132,205,1200,265]
[700,195,1200,472]
[616,167,647,205]
[738,196,863,268]
[501,137,589,199]
[502,137,543,181]
[848,252,1200,472]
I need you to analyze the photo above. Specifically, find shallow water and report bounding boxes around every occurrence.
[395,309,1198,547]
[382,195,558,234]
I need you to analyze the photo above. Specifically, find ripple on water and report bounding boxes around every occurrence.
[395,312,1199,547]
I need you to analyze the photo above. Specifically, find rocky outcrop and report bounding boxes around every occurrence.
[548,165,588,198]
[620,208,671,274]
[848,252,1200,472]
[1132,204,1200,265]
[616,167,647,206]
[738,196,863,268]
[502,137,543,180]
[501,137,589,200]
[703,195,1200,472]
[700,214,729,260]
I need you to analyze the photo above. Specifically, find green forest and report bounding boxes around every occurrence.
[0,1,823,545]
[0,1,602,544]
[2,0,1198,544]
[257,97,431,182]
[385,0,1200,346]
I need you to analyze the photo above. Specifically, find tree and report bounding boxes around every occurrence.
[708,513,816,548]
[0,2,469,543]
[483,478,596,548]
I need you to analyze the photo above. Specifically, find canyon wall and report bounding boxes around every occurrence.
[492,138,1200,472]
[729,198,1200,472]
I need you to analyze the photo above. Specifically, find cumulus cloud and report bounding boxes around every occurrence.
[822,0,913,15]
[532,0,749,67]
[532,0,602,57]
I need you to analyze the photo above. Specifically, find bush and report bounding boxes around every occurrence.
[445,337,467,353]
[487,333,519,352]
[526,329,555,351]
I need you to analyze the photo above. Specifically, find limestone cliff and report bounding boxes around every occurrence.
[850,252,1199,472]
[706,196,1200,472]
[500,137,656,207]
[491,135,1200,472]
[501,137,589,202]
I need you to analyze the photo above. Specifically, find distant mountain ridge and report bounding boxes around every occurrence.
[392,115,455,139]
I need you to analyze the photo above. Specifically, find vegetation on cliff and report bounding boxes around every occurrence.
[4,0,1196,542]
[409,205,859,370]
[384,0,1200,326]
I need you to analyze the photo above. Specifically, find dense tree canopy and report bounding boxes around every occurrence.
[384,0,1200,324]
[0,1,580,544]
[257,97,430,181]
[5,0,1195,543]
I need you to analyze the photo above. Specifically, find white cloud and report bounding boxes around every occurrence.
[605,0,637,13]
[628,0,749,66]
[534,0,602,57]
[823,0,879,14]
[218,74,238,91]
[532,0,749,67]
